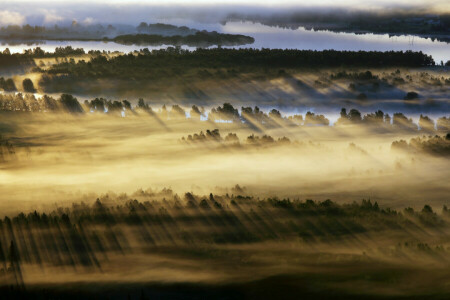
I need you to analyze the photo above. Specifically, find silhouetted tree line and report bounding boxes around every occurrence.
[84,97,131,115]
[136,22,197,35]
[0,48,35,71]
[334,69,450,98]
[224,11,450,43]
[0,46,85,60]
[44,48,435,81]
[336,108,449,132]
[330,70,379,81]
[182,129,290,146]
[0,188,449,293]
[0,193,448,271]
[1,94,447,133]
[0,77,16,92]
[0,93,82,113]
[391,134,450,156]
[113,32,254,47]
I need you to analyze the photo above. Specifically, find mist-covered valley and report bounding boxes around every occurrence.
[0,1,449,299]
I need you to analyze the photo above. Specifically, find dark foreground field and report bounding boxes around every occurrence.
[1,194,450,299]
[3,272,450,300]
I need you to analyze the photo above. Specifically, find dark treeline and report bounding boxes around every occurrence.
[0,93,82,113]
[136,22,197,36]
[392,134,450,156]
[113,32,254,47]
[0,189,450,299]
[44,49,435,80]
[0,49,36,71]
[336,108,450,131]
[0,77,37,93]
[224,11,450,43]
[0,47,86,72]
[181,129,291,147]
[0,46,85,59]
[0,192,449,276]
[1,94,449,133]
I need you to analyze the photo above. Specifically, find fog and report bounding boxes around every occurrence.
[0,2,448,297]
[0,111,448,217]
[1,1,449,27]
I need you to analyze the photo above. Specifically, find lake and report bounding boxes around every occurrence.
[0,22,449,63]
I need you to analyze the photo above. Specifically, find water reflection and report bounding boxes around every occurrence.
[0,22,448,62]
[223,22,450,63]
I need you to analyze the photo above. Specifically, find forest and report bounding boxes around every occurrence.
[32,48,442,100]
[1,191,450,299]
[44,49,436,78]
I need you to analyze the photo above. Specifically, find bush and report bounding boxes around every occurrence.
[404,91,419,100]
[22,78,36,93]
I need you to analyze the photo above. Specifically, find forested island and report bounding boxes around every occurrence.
[112,32,255,47]
[0,23,255,47]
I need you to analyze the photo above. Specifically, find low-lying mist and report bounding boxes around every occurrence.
[0,111,448,217]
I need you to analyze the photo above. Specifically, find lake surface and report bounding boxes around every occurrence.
[1,22,449,63]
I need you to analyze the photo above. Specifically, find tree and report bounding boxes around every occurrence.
[59,94,83,113]
[404,91,419,100]
[304,112,329,126]
[268,109,282,119]
[421,205,434,214]
[190,105,204,120]
[171,105,186,119]
[41,95,58,111]
[393,113,417,130]
[348,109,362,122]
[3,78,16,92]
[22,78,36,93]
[137,98,150,110]
[209,103,239,122]
[122,100,131,110]
[418,114,435,131]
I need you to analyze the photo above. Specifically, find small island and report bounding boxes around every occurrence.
[0,22,255,47]
[112,32,255,47]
